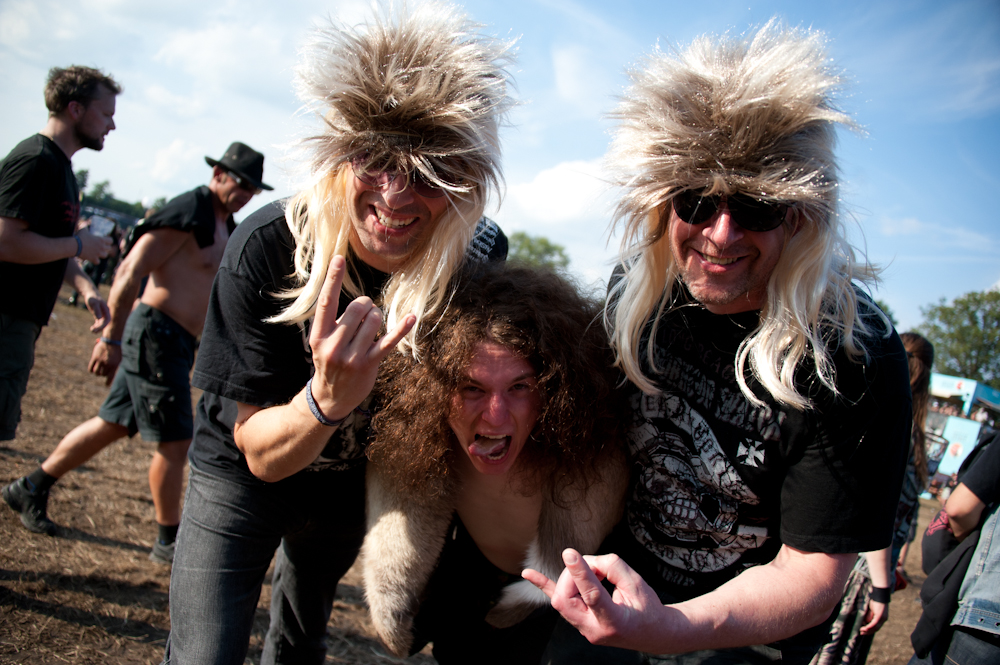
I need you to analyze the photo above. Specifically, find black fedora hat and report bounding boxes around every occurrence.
[205,142,273,191]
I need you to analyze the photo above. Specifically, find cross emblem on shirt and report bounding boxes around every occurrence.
[737,440,765,467]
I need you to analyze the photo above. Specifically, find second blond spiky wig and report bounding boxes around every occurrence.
[295,2,515,197]
[609,19,855,232]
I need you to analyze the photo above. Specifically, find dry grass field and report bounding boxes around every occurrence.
[1,288,928,663]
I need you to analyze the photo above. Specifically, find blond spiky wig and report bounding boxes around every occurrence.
[270,2,515,352]
[606,20,886,409]
[296,1,513,196]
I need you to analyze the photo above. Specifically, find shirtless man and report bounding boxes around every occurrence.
[2,142,270,564]
[362,263,628,665]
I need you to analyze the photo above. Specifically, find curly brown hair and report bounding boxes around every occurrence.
[369,262,625,504]
[44,66,122,116]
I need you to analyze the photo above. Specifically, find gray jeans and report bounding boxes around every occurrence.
[163,463,366,664]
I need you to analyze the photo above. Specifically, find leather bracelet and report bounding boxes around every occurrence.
[870,586,891,604]
[99,337,122,346]
[73,234,83,258]
[305,377,347,427]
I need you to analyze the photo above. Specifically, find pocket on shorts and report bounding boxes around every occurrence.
[137,382,176,430]
[119,325,143,374]
[145,322,186,383]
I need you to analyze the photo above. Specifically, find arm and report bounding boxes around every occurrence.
[524,544,853,654]
[945,483,986,541]
[63,259,110,332]
[87,228,188,382]
[232,256,415,482]
[0,215,112,264]
[859,547,891,635]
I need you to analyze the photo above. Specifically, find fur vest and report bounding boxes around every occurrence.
[361,446,628,657]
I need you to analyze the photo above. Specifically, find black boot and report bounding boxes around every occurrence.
[2,477,57,535]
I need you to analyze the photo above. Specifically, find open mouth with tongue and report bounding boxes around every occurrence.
[467,434,512,464]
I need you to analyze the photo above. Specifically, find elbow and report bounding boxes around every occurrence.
[244,455,287,483]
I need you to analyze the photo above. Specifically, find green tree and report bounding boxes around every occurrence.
[918,289,1000,389]
[81,178,144,218]
[507,231,570,271]
[75,168,89,193]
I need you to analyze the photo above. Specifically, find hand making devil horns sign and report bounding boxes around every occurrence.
[308,254,417,420]
[232,255,415,482]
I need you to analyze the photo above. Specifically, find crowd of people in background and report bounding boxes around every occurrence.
[2,4,997,665]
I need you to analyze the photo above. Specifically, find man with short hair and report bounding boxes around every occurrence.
[162,4,513,662]
[3,142,270,565]
[0,65,118,444]
[527,23,912,664]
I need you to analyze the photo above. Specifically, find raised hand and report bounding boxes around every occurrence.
[307,255,415,421]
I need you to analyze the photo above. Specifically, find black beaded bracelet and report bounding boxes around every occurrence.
[73,234,83,258]
[870,586,891,604]
[305,377,347,427]
[99,337,122,346]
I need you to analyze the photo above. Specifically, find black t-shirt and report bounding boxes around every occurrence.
[962,434,1000,507]
[0,134,80,326]
[615,287,912,600]
[123,186,234,255]
[189,200,508,486]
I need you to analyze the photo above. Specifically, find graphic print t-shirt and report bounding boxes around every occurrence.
[619,290,911,601]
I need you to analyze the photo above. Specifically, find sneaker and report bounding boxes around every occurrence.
[149,539,175,565]
[2,477,57,535]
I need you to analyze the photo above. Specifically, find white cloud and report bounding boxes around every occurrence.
[151,140,203,184]
[878,216,994,252]
[506,159,612,225]
[143,84,205,119]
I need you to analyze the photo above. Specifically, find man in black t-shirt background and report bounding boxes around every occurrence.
[0,66,117,447]
[3,142,270,565]
[526,23,912,664]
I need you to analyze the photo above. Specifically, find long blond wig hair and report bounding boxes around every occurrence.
[606,20,887,409]
[269,2,514,356]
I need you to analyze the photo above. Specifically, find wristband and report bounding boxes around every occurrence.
[870,586,891,604]
[99,337,122,346]
[73,234,83,258]
[305,377,347,427]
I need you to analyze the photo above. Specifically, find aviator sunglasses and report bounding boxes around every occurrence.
[672,190,790,233]
[350,154,457,199]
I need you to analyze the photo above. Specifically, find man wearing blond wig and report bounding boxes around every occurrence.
[526,22,912,664]
[163,4,512,664]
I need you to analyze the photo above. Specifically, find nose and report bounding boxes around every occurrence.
[704,203,744,246]
[481,393,509,426]
[374,172,416,207]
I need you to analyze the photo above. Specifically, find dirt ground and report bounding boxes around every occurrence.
[1,289,930,663]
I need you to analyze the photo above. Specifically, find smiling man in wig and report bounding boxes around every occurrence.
[525,22,912,664]
[163,4,512,664]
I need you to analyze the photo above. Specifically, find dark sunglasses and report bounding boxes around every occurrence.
[350,154,457,199]
[672,190,789,233]
[227,171,262,195]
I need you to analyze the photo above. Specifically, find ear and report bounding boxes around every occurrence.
[67,100,86,122]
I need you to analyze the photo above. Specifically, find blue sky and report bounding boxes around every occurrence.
[2,0,998,331]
